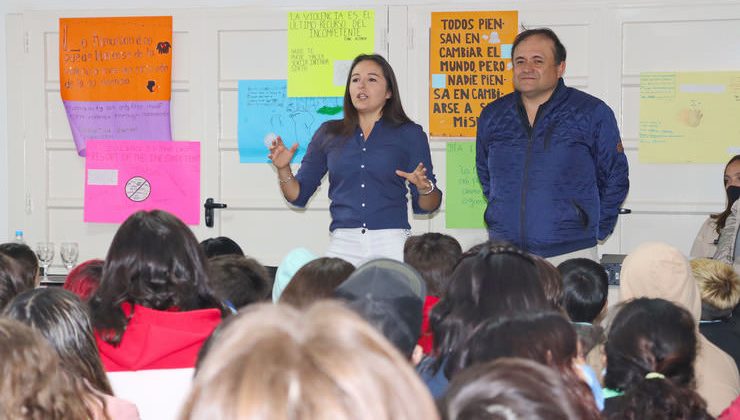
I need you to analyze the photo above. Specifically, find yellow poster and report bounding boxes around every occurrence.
[640,71,740,163]
[429,11,518,137]
[287,10,374,97]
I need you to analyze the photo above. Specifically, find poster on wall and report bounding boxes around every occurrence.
[287,10,374,97]
[640,71,740,163]
[445,142,487,229]
[59,16,173,156]
[237,80,343,163]
[84,140,200,225]
[429,11,518,137]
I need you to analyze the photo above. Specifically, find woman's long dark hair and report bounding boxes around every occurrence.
[429,243,549,376]
[90,210,224,346]
[712,154,740,233]
[3,288,113,395]
[325,54,411,138]
[605,298,697,392]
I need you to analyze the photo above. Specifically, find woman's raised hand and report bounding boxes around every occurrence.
[395,162,433,192]
[267,136,299,169]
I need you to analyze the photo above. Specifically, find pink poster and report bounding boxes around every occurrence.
[84,140,200,225]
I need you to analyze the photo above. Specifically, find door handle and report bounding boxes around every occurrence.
[204,198,227,228]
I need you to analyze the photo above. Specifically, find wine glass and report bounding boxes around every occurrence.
[60,242,79,272]
[35,242,54,282]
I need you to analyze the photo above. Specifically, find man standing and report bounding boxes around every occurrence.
[476,28,629,263]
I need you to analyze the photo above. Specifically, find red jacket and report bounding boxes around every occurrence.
[95,303,222,372]
[418,296,440,354]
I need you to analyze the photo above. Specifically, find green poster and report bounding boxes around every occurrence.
[287,10,375,97]
[445,142,487,228]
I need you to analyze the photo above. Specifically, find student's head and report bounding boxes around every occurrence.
[272,247,317,302]
[452,311,599,419]
[691,258,740,320]
[279,257,354,309]
[558,258,609,323]
[90,210,222,345]
[200,236,244,258]
[531,254,564,309]
[441,358,579,420]
[183,302,439,420]
[335,258,426,359]
[0,242,39,288]
[341,54,410,130]
[0,253,28,312]
[207,254,271,310]
[604,300,709,420]
[714,154,740,231]
[430,243,549,368]
[0,318,91,419]
[605,298,697,393]
[403,232,462,297]
[63,259,104,301]
[3,288,113,396]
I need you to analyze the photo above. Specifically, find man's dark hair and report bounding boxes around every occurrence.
[512,27,567,64]
[0,242,39,289]
[558,258,609,323]
[207,254,271,309]
[403,233,462,297]
[200,236,244,258]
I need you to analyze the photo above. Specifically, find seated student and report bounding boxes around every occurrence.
[280,257,354,308]
[63,258,104,301]
[403,232,462,354]
[335,258,425,364]
[4,288,140,419]
[89,210,225,420]
[0,253,27,311]
[199,236,244,258]
[558,257,610,382]
[183,302,439,420]
[271,247,317,302]
[442,358,581,420]
[691,258,740,370]
[0,242,40,288]
[620,242,740,416]
[421,242,550,398]
[206,254,271,312]
[0,318,92,419]
[455,311,601,419]
[603,298,711,419]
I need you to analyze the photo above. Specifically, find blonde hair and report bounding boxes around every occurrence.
[0,318,92,420]
[691,258,740,310]
[181,301,439,420]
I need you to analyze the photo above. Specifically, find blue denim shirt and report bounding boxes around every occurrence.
[291,119,440,231]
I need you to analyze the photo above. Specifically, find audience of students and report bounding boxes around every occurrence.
[63,258,104,301]
[620,241,740,416]
[5,207,740,419]
[280,256,354,308]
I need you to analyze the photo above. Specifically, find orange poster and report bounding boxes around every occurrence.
[429,11,518,137]
[60,16,172,102]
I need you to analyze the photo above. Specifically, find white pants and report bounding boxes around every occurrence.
[326,228,410,267]
[545,245,599,267]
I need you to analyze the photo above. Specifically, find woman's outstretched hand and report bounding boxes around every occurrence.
[267,136,298,169]
[396,162,433,192]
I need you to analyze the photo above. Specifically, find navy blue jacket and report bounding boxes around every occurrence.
[476,79,629,257]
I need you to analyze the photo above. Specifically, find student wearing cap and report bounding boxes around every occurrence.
[335,258,427,365]
[268,54,441,266]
